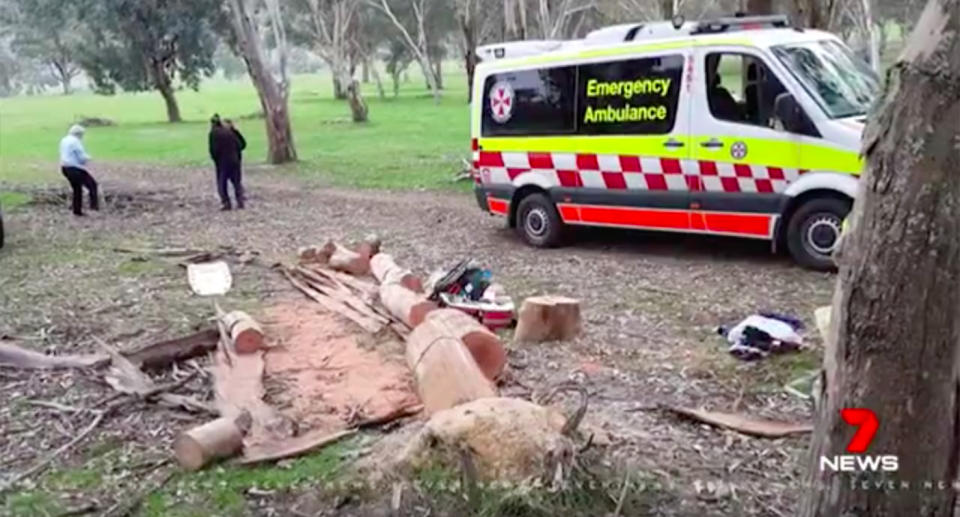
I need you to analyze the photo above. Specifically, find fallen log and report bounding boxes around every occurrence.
[370,253,423,292]
[283,269,384,334]
[328,243,370,276]
[514,295,582,343]
[124,329,219,370]
[174,413,250,471]
[406,311,497,415]
[380,283,438,328]
[0,341,108,370]
[422,309,506,381]
[356,234,381,259]
[220,311,265,354]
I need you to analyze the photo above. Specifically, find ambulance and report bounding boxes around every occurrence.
[470,15,878,270]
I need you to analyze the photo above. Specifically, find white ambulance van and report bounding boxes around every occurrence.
[470,15,878,270]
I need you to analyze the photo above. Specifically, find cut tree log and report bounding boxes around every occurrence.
[370,253,423,292]
[513,296,582,343]
[0,341,108,370]
[220,311,265,355]
[356,234,381,259]
[123,328,219,371]
[174,413,250,471]
[298,241,336,265]
[380,283,438,328]
[405,311,497,415]
[422,309,506,381]
[328,241,371,276]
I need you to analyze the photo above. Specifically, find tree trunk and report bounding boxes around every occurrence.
[746,0,773,14]
[433,59,443,90]
[460,9,478,103]
[153,64,182,123]
[800,1,960,516]
[333,75,346,99]
[227,0,296,164]
[362,60,370,83]
[345,78,368,122]
[370,62,386,99]
[660,0,674,17]
[392,70,401,97]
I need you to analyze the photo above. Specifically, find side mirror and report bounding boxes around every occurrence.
[773,93,820,137]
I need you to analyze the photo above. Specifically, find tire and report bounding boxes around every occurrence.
[515,193,564,248]
[786,197,851,271]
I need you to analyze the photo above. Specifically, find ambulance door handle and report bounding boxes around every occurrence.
[662,138,685,149]
[700,139,724,149]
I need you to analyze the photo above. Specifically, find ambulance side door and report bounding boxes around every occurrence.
[689,46,802,239]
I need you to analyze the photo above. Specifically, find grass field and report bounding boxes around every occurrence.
[0,69,473,190]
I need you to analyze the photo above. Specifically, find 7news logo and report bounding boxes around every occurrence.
[819,408,899,472]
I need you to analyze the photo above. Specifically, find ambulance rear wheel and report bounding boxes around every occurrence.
[516,193,564,248]
[787,197,850,271]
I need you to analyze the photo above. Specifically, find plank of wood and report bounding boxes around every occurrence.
[237,429,357,465]
[663,406,813,438]
[297,273,390,326]
[282,269,384,334]
[305,266,379,297]
[123,329,219,370]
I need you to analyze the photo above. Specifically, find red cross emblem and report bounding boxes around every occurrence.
[489,81,514,123]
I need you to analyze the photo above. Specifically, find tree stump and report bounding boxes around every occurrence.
[423,309,506,381]
[513,296,582,343]
[406,312,496,415]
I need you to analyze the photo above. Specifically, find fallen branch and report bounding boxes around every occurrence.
[26,400,86,413]
[0,342,109,370]
[237,428,357,466]
[661,405,813,438]
[123,329,219,370]
[295,268,389,325]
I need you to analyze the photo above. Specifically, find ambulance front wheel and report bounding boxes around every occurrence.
[516,193,565,248]
[786,197,851,271]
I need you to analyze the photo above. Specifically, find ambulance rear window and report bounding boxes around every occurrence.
[481,66,577,137]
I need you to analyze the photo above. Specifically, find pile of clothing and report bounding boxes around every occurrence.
[427,260,515,331]
[718,312,805,361]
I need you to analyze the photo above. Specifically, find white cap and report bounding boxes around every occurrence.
[68,124,85,136]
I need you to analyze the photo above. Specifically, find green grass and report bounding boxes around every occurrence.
[0,69,472,190]
[0,191,31,209]
[141,440,353,517]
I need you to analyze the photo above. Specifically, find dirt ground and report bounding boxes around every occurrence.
[0,163,835,516]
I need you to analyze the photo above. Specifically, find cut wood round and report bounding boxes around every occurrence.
[380,284,438,327]
[221,311,264,354]
[298,241,336,265]
[513,296,582,343]
[173,416,246,471]
[424,309,506,381]
[328,241,371,276]
[406,312,497,415]
[356,234,381,259]
[370,253,423,292]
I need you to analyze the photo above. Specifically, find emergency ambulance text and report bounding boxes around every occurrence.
[585,77,672,99]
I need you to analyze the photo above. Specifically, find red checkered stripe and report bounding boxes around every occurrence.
[473,150,805,194]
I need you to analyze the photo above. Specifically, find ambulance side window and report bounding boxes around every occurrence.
[576,55,683,135]
[706,52,800,131]
[481,66,577,136]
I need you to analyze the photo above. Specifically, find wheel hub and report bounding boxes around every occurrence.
[525,208,549,237]
[805,214,841,255]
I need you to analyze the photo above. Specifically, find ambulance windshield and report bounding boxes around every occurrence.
[772,40,879,119]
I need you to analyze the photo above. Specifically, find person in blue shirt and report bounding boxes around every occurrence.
[59,124,99,216]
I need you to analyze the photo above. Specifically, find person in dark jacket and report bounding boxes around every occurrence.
[225,118,247,204]
[208,114,246,210]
